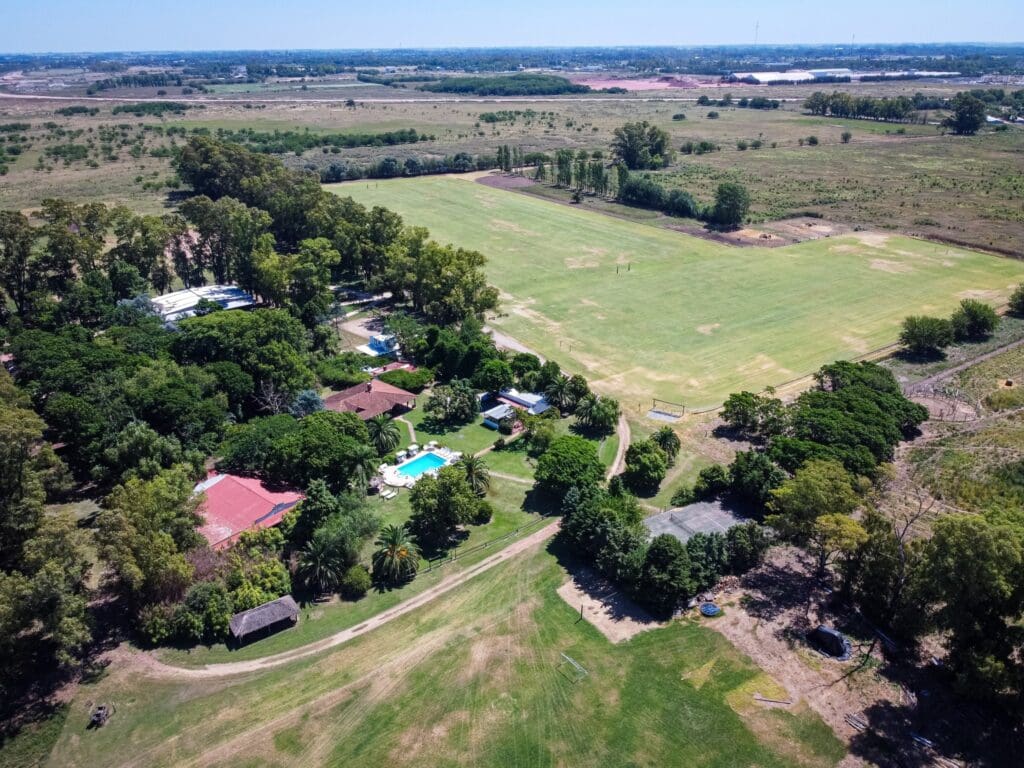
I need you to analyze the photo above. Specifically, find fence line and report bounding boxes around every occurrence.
[420,516,552,574]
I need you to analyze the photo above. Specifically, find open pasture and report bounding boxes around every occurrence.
[334,175,1024,408]
[49,546,844,768]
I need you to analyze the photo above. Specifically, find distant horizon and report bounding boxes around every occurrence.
[4,0,1023,55]
[5,41,1024,57]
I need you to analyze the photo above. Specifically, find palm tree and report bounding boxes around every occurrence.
[296,528,347,595]
[574,392,599,427]
[372,524,420,584]
[348,443,380,494]
[367,414,401,456]
[651,426,681,462]
[544,375,574,414]
[460,455,491,497]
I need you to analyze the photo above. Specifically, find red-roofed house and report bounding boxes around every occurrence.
[323,379,416,421]
[195,473,304,550]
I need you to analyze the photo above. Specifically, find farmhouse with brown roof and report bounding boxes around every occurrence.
[323,379,417,421]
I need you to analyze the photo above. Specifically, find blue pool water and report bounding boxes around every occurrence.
[397,451,447,479]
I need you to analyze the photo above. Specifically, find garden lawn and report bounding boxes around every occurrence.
[399,391,502,457]
[50,545,846,768]
[333,176,1024,409]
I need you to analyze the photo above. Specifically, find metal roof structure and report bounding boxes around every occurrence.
[150,284,255,326]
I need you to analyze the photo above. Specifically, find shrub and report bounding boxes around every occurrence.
[618,176,666,208]
[950,299,998,342]
[693,464,729,499]
[473,500,495,525]
[806,135,819,145]
[670,485,696,506]
[841,131,852,143]
[899,315,954,358]
[378,367,433,393]
[622,440,668,492]
[664,189,700,218]
[340,564,372,599]
[706,111,720,119]
[317,353,374,388]
[535,435,604,498]
[672,113,686,120]
[1009,283,1024,317]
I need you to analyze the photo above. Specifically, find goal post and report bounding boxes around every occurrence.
[651,398,686,417]
[557,652,589,683]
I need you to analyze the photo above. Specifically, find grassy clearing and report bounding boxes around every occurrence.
[950,346,1024,409]
[335,176,1024,408]
[1,705,68,768]
[50,545,845,768]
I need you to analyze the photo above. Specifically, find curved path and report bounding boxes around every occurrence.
[130,519,560,680]
[606,414,630,479]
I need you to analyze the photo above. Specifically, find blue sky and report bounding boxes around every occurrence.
[2,0,1021,53]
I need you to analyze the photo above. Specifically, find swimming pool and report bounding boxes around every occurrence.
[396,451,448,480]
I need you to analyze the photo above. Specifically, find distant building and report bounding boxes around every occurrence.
[194,473,303,550]
[357,334,399,358]
[150,284,255,326]
[732,70,816,83]
[808,68,853,79]
[324,379,417,421]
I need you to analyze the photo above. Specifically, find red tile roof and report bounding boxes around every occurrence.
[323,379,416,421]
[195,474,303,550]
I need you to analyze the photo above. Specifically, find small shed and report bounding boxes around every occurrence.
[482,403,514,429]
[808,624,852,659]
[229,595,299,644]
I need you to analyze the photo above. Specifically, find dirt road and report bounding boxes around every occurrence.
[484,325,546,360]
[129,519,560,680]
[607,414,630,479]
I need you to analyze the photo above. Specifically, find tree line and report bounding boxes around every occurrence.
[803,91,921,122]
[421,73,591,96]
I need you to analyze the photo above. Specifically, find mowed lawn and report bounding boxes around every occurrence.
[332,177,1024,408]
[50,546,845,768]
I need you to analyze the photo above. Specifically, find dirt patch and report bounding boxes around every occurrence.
[911,394,979,422]
[556,568,663,643]
[869,259,913,274]
[703,548,905,767]
[490,218,540,237]
[476,173,537,190]
[956,288,1003,301]
[565,255,599,269]
[856,232,891,248]
[696,323,721,335]
[338,312,391,341]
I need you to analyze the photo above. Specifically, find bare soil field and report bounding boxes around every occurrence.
[556,568,663,643]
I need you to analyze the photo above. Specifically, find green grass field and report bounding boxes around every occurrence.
[334,176,1024,408]
[49,545,845,768]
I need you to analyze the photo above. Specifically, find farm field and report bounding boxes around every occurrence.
[335,175,1024,408]
[48,545,845,768]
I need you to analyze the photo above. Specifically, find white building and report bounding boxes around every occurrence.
[150,285,255,326]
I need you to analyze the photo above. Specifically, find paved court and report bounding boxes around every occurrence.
[643,500,747,542]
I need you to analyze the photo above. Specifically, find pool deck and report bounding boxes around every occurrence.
[381,447,463,488]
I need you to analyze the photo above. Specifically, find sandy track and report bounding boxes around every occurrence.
[128,519,560,680]
[607,414,630,479]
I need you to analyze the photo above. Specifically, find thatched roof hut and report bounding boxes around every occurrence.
[229,595,299,642]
